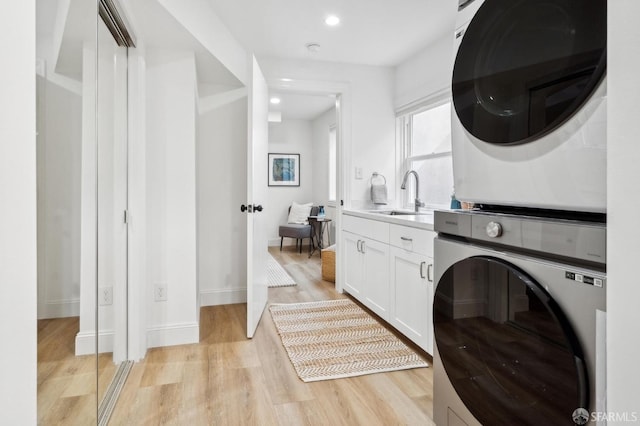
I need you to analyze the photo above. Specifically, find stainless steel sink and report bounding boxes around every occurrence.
[367,210,433,216]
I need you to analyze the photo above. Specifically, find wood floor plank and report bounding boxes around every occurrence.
[39,246,435,425]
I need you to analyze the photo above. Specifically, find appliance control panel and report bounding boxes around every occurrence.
[434,210,606,266]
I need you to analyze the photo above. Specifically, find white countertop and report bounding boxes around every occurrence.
[342,208,436,231]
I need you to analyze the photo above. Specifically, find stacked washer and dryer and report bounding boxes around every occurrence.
[433,0,607,425]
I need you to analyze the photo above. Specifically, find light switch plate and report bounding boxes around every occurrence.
[355,167,363,179]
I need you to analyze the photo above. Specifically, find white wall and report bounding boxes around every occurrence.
[197,96,248,306]
[158,0,247,85]
[394,30,457,110]
[145,50,199,347]
[259,58,397,210]
[0,0,37,422]
[36,73,82,319]
[394,2,458,110]
[608,1,640,420]
[267,119,315,247]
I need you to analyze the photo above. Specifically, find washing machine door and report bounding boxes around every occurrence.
[452,0,606,145]
[433,256,588,425]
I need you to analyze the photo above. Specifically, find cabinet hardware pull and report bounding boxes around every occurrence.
[357,240,362,253]
[420,261,426,279]
[400,236,413,242]
[427,263,433,282]
[361,240,366,253]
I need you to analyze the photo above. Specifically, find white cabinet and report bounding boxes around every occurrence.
[343,231,364,297]
[389,247,434,354]
[389,224,435,355]
[342,214,435,354]
[361,237,390,320]
[342,216,390,321]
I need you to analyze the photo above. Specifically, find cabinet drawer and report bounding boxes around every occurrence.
[389,224,435,256]
[342,214,389,243]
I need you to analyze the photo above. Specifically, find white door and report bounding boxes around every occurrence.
[246,56,269,338]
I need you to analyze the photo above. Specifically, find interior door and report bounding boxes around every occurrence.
[246,56,269,338]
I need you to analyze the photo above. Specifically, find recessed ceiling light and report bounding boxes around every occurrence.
[270,97,281,105]
[306,43,321,53]
[325,15,340,26]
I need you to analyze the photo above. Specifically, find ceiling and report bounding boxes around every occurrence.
[208,0,456,67]
[207,0,457,120]
[40,0,457,120]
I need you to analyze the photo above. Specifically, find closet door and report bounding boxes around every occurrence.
[96,15,129,405]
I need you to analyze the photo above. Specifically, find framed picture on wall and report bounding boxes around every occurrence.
[268,153,300,186]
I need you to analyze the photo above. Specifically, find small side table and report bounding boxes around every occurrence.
[308,216,332,257]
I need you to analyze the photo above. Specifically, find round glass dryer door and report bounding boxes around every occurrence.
[433,256,588,425]
[452,0,606,145]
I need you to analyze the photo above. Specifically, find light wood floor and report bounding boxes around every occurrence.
[37,317,115,425]
[40,247,435,425]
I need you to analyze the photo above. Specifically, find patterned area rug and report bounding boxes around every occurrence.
[269,299,429,382]
[267,254,296,287]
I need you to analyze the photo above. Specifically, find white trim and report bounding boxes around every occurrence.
[75,330,115,356]
[395,87,451,117]
[126,48,148,362]
[265,78,348,296]
[37,299,80,319]
[200,288,247,306]
[268,238,312,247]
[146,322,200,349]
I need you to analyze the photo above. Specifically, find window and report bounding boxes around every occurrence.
[398,99,454,209]
[328,125,336,202]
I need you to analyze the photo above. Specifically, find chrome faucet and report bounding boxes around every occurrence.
[401,170,425,212]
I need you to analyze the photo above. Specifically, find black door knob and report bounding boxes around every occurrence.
[240,204,248,212]
[253,205,263,212]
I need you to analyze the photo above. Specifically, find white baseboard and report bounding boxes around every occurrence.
[147,322,199,349]
[268,238,281,247]
[76,322,200,354]
[75,329,114,356]
[200,287,247,306]
[268,238,309,247]
[38,299,80,319]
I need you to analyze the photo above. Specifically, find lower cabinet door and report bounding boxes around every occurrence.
[343,231,364,298]
[389,247,433,354]
[361,237,390,321]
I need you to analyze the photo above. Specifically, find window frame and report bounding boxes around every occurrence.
[396,91,453,210]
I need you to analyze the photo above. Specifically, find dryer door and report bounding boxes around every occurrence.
[433,256,588,425]
[452,0,606,145]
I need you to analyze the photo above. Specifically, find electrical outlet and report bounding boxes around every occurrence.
[99,286,113,306]
[155,283,168,302]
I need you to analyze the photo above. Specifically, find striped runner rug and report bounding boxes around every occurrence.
[267,254,296,287]
[269,299,428,382]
